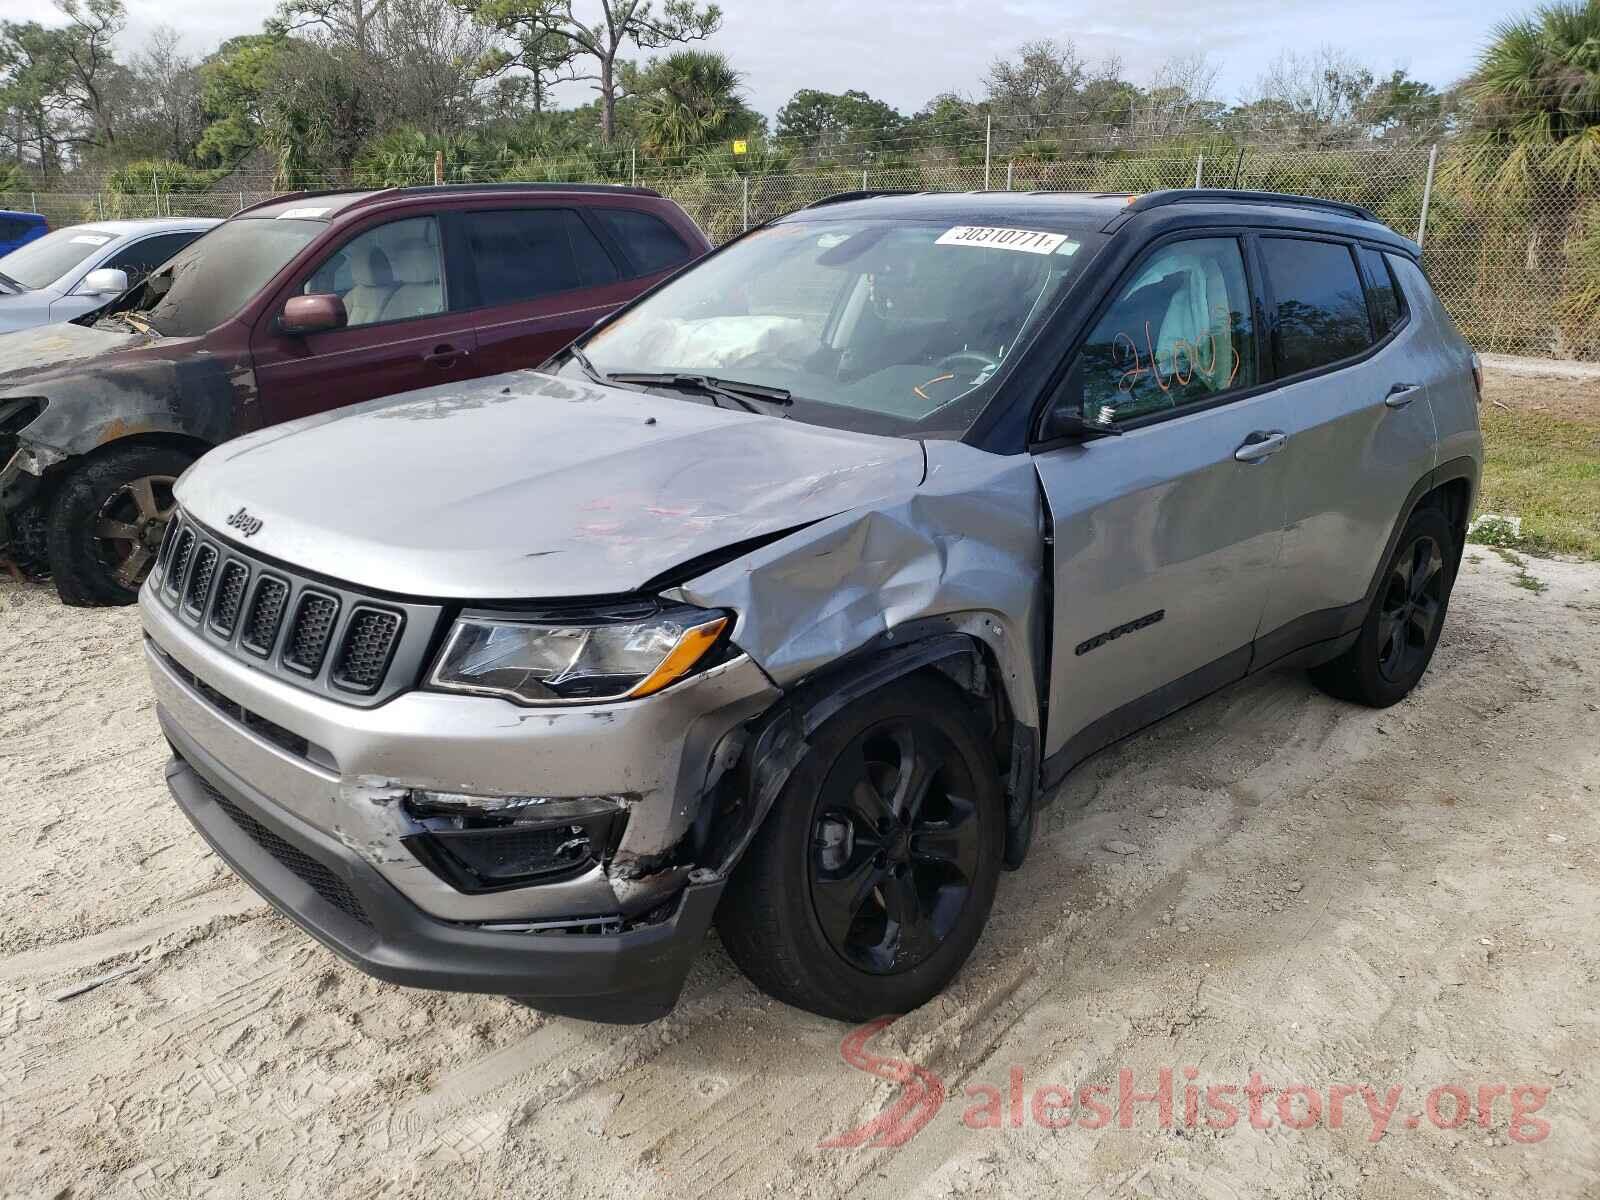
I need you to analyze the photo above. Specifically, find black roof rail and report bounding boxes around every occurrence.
[803,189,922,209]
[1126,189,1380,223]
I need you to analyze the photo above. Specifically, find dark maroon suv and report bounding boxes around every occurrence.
[0,183,709,605]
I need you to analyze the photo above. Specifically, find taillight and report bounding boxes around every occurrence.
[1471,353,1483,402]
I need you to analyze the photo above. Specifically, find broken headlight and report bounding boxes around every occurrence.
[427,604,731,705]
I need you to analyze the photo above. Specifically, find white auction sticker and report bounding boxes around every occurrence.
[70,234,112,246]
[277,206,330,220]
[935,225,1075,255]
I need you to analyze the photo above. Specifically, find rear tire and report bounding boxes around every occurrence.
[717,677,1005,1021]
[1310,505,1457,708]
[46,444,193,607]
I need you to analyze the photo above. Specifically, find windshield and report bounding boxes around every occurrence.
[0,227,117,291]
[570,217,1098,437]
[110,218,321,337]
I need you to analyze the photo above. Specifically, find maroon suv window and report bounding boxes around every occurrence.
[593,208,692,276]
[462,209,619,306]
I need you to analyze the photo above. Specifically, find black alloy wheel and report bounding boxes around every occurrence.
[1375,533,1445,685]
[810,718,982,975]
[717,677,1005,1022]
[1309,504,1457,708]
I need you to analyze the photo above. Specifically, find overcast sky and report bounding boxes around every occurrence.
[9,0,1524,118]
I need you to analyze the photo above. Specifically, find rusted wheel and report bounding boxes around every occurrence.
[46,445,196,606]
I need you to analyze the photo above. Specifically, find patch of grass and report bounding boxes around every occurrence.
[1512,572,1550,593]
[1492,546,1549,593]
[1475,406,1600,559]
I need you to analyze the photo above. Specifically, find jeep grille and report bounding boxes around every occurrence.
[149,510,439,708]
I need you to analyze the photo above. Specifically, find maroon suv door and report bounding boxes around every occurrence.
[450,205,674,373]
[251,212,479,426]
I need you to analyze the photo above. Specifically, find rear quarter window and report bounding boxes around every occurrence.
[594,208,693,276]
[1357,245,1403,337]
[1260,237,1373,375]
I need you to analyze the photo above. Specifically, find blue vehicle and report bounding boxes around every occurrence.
[0,211,47,256]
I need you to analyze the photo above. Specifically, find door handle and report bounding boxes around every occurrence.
[1234,431,1288,463]
[424,343,469,368]
[1384,382,1422,408]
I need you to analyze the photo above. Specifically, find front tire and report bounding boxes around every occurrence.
[45,444,193,607]
[717,677,1005,1021]
[1310,505,1457,708]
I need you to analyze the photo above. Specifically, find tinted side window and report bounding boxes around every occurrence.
[594,208,692,276]
[1261,237,1372,375]
[463,209,619,306]
[106,232,201,288]
[0,218,25,240]
[1067,236,1258,424]
[1357,245,1402,337]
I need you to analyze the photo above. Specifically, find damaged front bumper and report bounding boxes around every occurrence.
[162,728,727,1023]
[141,584,778,1021]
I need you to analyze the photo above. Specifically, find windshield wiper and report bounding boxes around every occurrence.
[564,343,608,386]
[606,372,794,414]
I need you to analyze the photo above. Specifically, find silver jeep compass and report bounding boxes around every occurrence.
[140,189,1482,1023]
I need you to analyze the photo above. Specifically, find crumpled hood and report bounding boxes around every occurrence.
[0,320,142,388]
[177,369,927,599]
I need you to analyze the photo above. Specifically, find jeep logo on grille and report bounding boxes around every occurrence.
[226,507,264,538]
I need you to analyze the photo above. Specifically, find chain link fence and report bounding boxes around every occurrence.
[6,142,1598,359]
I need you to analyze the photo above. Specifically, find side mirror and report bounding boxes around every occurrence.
[79,267,129,297]
[281,293,348,336]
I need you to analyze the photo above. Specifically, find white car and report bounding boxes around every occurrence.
[0,218,219,334]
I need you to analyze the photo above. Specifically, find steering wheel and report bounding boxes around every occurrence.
[935,350,1001,378]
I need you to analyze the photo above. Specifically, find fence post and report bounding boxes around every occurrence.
[1194,155,1203,187]
[239,191,245,212]
[741,175,749,232]
[630,147,637,188]
[1006,161,1014,190]
[984,115,992,189]
[31,191,37,212]
[152,169,159,218]
[1416,143,1438,249]
[434,150,445,186]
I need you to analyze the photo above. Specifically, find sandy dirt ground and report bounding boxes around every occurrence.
[1481,360,1600,422]
[1,487,1598,1199]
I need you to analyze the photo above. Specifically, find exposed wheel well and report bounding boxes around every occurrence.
[78,431,213,467]
[1420,475,1473,563]
[32,432,212,503]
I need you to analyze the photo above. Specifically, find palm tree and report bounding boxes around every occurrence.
[1466,1,1600,191]
[1458,2,1600,354]
[635,51,744,159]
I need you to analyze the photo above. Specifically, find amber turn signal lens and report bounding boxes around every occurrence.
[625,616,730,698]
